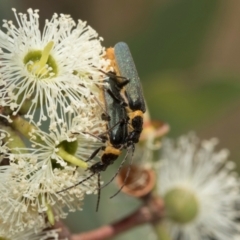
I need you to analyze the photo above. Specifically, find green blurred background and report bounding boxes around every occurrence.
[1,0,240,239]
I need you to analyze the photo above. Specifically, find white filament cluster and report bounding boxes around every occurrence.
[0,8,109,125]
[158,133,240,240]
[0,8,109,239]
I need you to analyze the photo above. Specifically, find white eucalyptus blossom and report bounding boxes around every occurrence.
[33,229,68,240]
[0,8,109,125]
[0,227,67,240]
[0,110,105,235]
[0,166,46,236]
[158,133,240,240]
[0,129,11,163]
[1,127,101,216]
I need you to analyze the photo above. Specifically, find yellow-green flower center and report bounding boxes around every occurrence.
[23,41,58,79]
[58,140,78,155]
[164,187,199,224]
[52,140,78,169]
[54,140,88,170]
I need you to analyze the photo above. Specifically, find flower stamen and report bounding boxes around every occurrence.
[24,41,56,79]
[57,147,88,169]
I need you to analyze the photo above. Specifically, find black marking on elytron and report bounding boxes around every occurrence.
[114,42,146,113]
[125,113,144,144]
[114,42,146,145]
[103,76,129,146]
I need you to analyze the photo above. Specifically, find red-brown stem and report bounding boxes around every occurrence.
[54,220,72,239]
[68,195,164,240]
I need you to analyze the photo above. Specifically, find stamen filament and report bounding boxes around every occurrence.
[10,115,37,140]
[32,41,54,76]
[46,203,55,226]
[38,41,54,68]
[57,147,88,169]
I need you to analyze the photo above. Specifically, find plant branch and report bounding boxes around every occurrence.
[54,195,164,240]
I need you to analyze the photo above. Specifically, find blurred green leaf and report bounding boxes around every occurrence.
[144,74,240,135]
[130,0,218,77]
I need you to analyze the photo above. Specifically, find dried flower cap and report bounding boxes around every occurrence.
[116,164,156,198]
[140,120,169,143]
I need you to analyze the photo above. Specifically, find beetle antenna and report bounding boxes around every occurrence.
[57,172,95,194]
[110,144,135,199]
[95,173,101,212]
